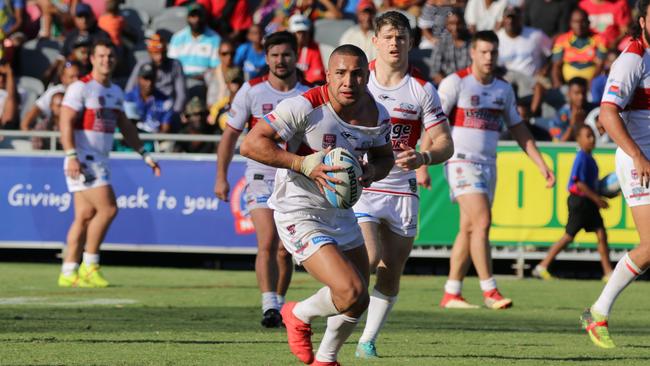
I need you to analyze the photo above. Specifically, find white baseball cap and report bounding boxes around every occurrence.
[288,14,311,33]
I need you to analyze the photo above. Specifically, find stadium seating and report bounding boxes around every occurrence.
[151,7,188,36]
[18,76,45,120]
[125,0,168,19]
[18,39,61,81]
[314,19,355,48]
[319,43,335,67]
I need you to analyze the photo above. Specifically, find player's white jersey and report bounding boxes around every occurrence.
[438,67,521,164]
[227,75,310,178]
[265,85,392,214]
[601,39,650,152]
[62,74,125,161]
[365,61,448,196]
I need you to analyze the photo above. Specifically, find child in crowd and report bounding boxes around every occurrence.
[550,77,595,142]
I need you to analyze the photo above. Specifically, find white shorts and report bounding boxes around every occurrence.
[274,209,364,265]
[64,156,110,193]
[243,174,274,212]
[616,148,650,207]
[353,191,419,237]
[445,161,496,203]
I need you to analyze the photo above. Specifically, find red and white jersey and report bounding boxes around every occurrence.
[265,85,392,213]
[601,39,650,152]
[365,62,448,196]
[438,67,521,164]
[62,75,125,161]
[227,75,310,178]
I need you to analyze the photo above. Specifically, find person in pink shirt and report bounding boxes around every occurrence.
[579,0,631,49]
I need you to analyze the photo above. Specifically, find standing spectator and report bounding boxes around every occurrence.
[0,62,17,127]
[127,33,187,117]
[234,24,267,81]
[429,8,471,85]
[497,7,552,98]
[579,0,631,49]
[418,0,464,49]
[62,3,110,59]
[551,8,607,88]
[523,0,576,38]
[590,50,618,103]
[124,63,174,134]
[205,40,236,109]
[174,96,214,153]
[464,0,508,33]
[168,3,221,79]
[30,92,64,150]
[288,13,325,85]
[339,0,377,61]
[21,61,81,131]
[549,77,594,141]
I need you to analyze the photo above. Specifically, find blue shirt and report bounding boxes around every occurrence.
[123,86,174,133]
[0,0,24,33]
[568,150,599,196]
[591,74,607,104]
[168,27,221,76]
[234,42,267,80]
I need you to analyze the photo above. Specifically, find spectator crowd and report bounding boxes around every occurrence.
[0,0,640,152]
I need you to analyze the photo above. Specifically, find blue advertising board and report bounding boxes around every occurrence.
[0,153,258,252]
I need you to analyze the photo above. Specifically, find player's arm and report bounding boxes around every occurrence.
[117,113,161,176]
[240,120,342,193]
[509,123,555,188]
[416,132,433,189]
[575,181,608,209]
[360,142,395,188]
[214,126,242,201]
[59,105,81,179]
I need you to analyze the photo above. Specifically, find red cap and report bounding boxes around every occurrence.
[357,0,376,12]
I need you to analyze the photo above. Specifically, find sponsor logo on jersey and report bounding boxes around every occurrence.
[256,195,270,203]
[408,178,417,193]
[471,95,480,106]
[378,94,396,101]
[287,224,296,236]
[474,182,487,189]
[493,98,504,106]
[295,241,309,254]
[322,134,337,148]
[632,169,638,180]
[607,85,623,98]
[262,103,274,114]
[456,167,463,176]
[311,235,337,245]
[393,103,417,115]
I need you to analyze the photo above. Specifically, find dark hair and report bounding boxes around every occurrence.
[631,0,650,39]
[568,77,588,90]
[264,31,298,55]
[471,30,499,48]
[578,123,594,136]
[91,39,116,55]
[219,38,235,50]
[374,11,411,36]
[330,44,368,66]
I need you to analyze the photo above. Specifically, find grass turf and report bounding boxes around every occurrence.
[0,263,649,365]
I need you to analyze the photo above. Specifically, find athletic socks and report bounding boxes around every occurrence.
[315,314,359,362]
[479,277,497,293]
[61,262,79,276]
[444,279,463,295]
[262,291,279,313]
[82,252,100,266]
[293,286,338,324]
[358,288,397,343]
[592,253,646,317]
[276,294,285,308]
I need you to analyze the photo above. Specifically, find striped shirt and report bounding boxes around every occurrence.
[168,27,221,77]
[552,31,607,82]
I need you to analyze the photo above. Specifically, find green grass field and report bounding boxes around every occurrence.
[1,263,649,365]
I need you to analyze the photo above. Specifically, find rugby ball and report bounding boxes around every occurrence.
[323,147,363,209]
[599,173,621,198]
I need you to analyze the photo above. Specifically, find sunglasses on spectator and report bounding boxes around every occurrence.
[220,51,234,56]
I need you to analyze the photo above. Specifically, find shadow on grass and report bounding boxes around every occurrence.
[383,354,650,362]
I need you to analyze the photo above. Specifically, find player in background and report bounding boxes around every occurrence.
[431,30,555,309]
[353,11,454,359]
[241,45,394,366]
[581,0,650,349]
[59,40,161,288]
[214,31,310,328]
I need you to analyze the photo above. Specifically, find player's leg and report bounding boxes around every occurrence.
[534,233,574,280]
[360,221,382,271]
[59,192,96,287]
[441,207,477,308]
[276,242,293,307]
[77,185,118,287]
[595,228,613,279]
[250,207,283,327]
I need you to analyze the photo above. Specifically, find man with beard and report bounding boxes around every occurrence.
[214,31,310,328]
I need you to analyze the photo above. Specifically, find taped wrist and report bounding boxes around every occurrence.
[299,150,326,177]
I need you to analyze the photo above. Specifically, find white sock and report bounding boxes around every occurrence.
[315,314,359,362]
[61,262,79,276]
[293,287,338,324]
[444,279,462,295]
[262,291,278,313]
[359,288,397,343]
[592,253,645,317]
[479,277,497,292]
[276,294,285,308]
[82,252,100,265]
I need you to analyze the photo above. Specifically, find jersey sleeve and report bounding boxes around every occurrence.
[226,82,252,131]
[62,81,84,112]
[421,81,449,130]
[504,84,523,128]
[437,74,461,116]
[263,95,312,142]
[601,51,643,109]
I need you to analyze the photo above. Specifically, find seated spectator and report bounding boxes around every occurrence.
[497,7,551,98]
[429,8,471,85]
[288,13,325,85]
[234,24,267,81]
[464,0,508,33]
[549,77,594,141]
[30,92,63,150]
[45,35,91,87]
[0,62,17,128]
[62,3,110,59]
[205,40,236,109]
[35,0,70,39]
[590,50,618,104]
[293,0,342,21]
[579,0,631,49]
[551,8,606,89]
[176,0,253,41]
[168,3,221,79]
[98,0,137,48]
[523,0,574,38]
[127,32,187,117]
[124,63,174,134]
[21,61,80,131]
[0,0,26,49]
[501,100,552,141]
[418,0,460,49]
[339,0,377,61]
[208,67,244,133]
[174,96,215,153]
